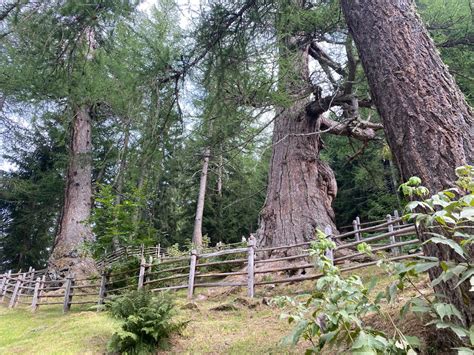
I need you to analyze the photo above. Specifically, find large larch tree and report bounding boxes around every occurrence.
[341,0,474,329]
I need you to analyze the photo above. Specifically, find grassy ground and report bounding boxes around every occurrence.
[0,266,434,354]
[0,304,119,354]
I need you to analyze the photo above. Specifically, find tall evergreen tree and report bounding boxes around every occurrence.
[341,0,473,331]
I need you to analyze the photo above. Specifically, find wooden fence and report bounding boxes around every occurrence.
[0,212,421,314]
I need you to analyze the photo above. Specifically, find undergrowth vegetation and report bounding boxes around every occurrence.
[106,290,186,354]
[278,166,474,354]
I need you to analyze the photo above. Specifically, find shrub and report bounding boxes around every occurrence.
[274,230,420,354]
[107,290,186,354]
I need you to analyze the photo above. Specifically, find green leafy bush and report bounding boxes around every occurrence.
[107,290,186,354]
[274,230,419,354]
[89,184,157,258]
[393,165,474,352]
[279,166,474,354]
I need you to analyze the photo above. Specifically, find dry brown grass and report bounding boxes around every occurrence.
[163,265,442,354]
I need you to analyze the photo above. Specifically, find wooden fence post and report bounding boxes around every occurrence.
[31,277,41,312]
[146,256,153,284]
[15,272,27,307]
[387,214,400,256]
[247,236,256,298]
[98,272,108,307]
[187,250,198,299]
[324,226,334,265]
[1,270,11,303]
[0,272,6,300]
[394,209,400,221]
[353,218,361,242]
[138,257,146,290]
[156,244,161,261]
[63,274,74,313]
[28,268,36,296]
[393,209,402,247]
[39,275,46,300]
[9,274,23,308]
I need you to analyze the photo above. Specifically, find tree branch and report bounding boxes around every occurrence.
[306,92,372,117]
[308,42,346,77]
[319,115,383,141]
[438,34,474,48]
[0,0,21,22]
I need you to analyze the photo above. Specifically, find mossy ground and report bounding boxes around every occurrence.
[0,266,433,354]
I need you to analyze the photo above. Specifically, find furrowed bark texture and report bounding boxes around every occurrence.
[48,106,96,279]
[341,0,474,194]
[258,103,338,254]
[258,16,337,254]
[341,0,474,330]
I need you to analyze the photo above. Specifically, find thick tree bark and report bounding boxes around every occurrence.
[257,23,338,254]
[48,106,96,279]
[341,0,473,194]
[341,0,474,330]
[258,103,338,254]
[192,148,210,248]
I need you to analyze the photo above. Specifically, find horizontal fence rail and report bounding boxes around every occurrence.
[1,210,423,313]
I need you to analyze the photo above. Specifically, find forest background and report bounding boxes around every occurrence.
[0,0,472,272]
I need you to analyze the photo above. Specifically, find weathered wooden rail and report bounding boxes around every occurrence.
[0,212,421,313]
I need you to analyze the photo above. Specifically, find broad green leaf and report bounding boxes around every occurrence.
[455,347,474,355]
[405,335,421,348]
[288,320,309,345]
[460,207,474,219]
[434,322,469,339]
[426,237,465,258]
[408,176,422,186]
[352,331,386,352]
[434,303,463,321]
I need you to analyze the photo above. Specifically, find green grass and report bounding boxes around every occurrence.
[0,266,431,354]
[0,305,119,354]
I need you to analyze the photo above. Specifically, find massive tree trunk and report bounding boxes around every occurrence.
[341,0,474,330]
[48,106,96,279]
[192,148,211,248]
[341,0,473,194]
[257,23,338,254]
[258,103,338,253]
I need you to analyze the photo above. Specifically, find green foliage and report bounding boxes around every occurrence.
[275,231,419,354]
[89,184,157,257]
[322,134,402,227]
[107,290,186,354]
[0,117,66,270]
[417,0,474,105]
[285,165,474,353]
[392,165,474,351]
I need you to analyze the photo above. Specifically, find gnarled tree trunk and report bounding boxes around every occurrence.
[257,22,338,254]
[48,106,96,279]
[258,104,338,254]
[341,0,474,331]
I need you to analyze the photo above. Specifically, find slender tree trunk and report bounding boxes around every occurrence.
[257,12,338,254]
[48,106,96,279]
[341,0,474,330]
[192,148,210,248]
[217,154,223,197]
[112,122,130,250]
